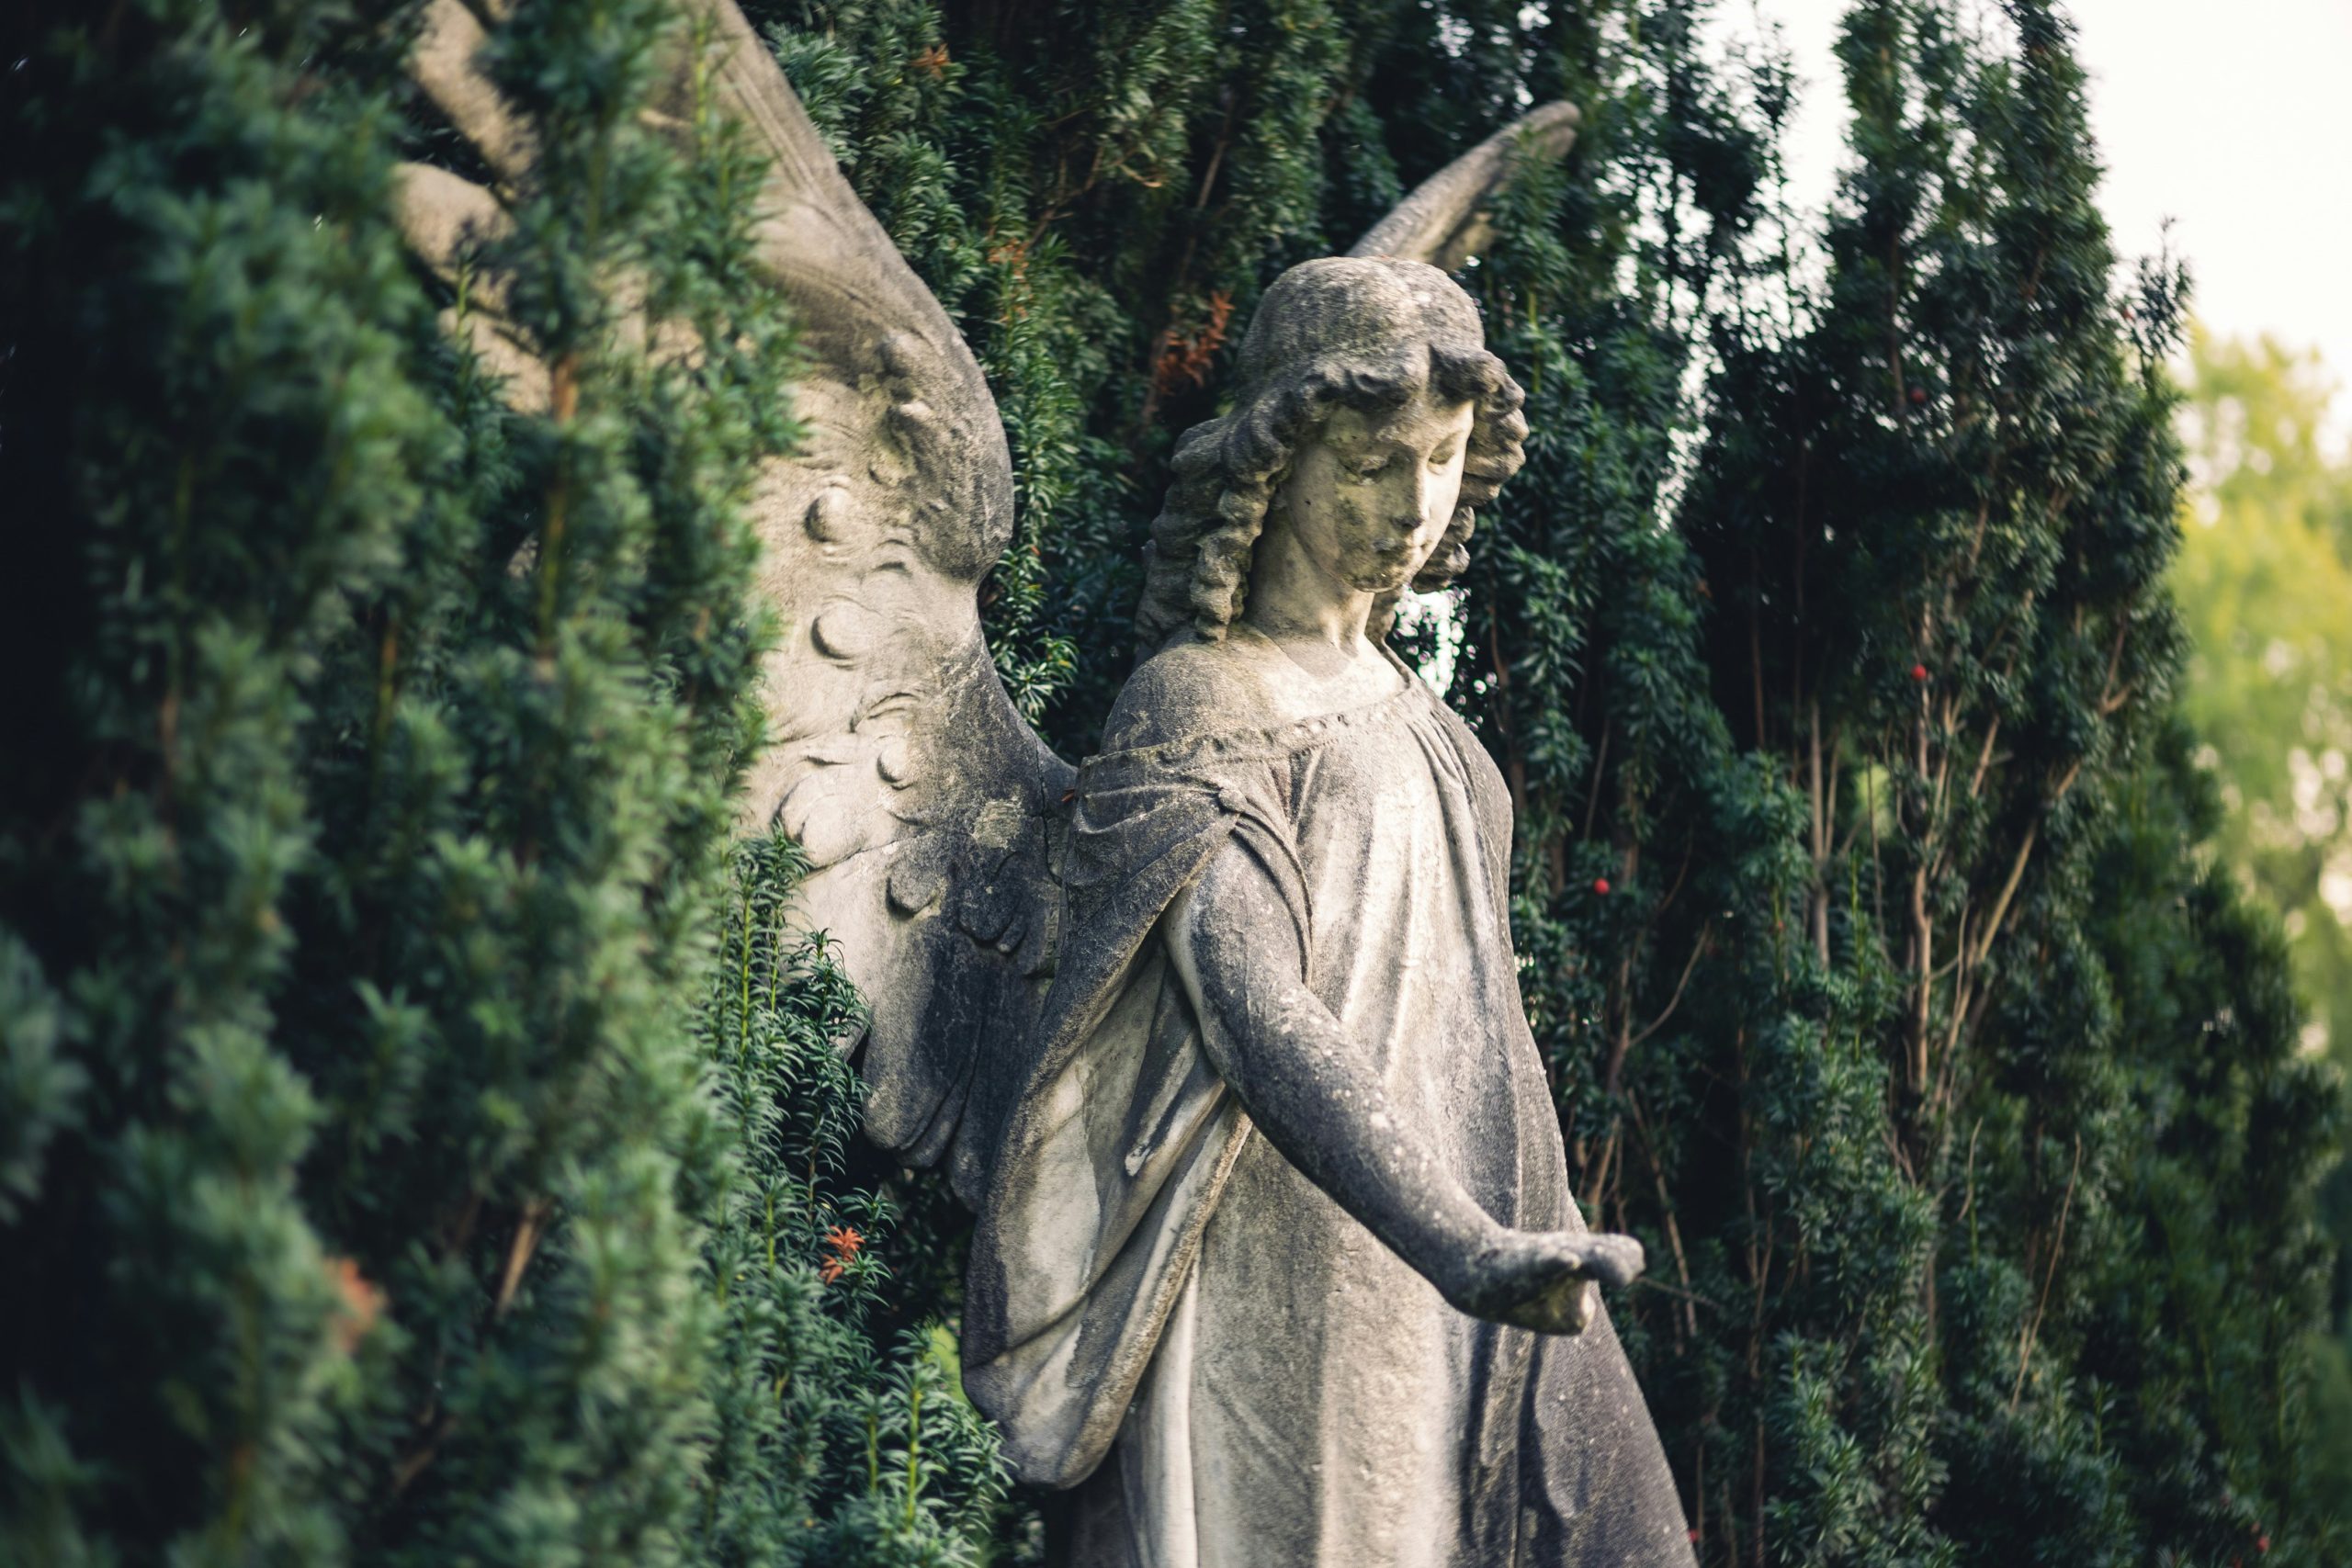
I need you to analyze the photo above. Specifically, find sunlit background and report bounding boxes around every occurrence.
[1706,0,2352,1061]
[1733,0,2352,439]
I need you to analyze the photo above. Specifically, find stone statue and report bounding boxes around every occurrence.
[396,5,1694,1562]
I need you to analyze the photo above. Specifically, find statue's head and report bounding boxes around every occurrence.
[1134,256,1528,652]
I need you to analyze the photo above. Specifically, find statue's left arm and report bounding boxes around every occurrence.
[1165,835,1640,1335]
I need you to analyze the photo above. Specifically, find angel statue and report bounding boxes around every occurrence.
[397,3,1695,1562]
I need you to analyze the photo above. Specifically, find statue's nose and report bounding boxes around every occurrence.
[1389,479,1430,530]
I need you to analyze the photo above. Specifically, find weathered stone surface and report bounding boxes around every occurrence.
[964,260,1692,1566]
[398,9,1690,1561]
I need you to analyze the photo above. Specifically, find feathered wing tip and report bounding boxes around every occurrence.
[1349,101,1580,269]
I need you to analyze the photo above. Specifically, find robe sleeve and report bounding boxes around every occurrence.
[961,736,1306,1488]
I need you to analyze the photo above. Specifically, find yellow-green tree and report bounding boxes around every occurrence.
[2176,329,2352,1056]
[2172,324,2352,1514]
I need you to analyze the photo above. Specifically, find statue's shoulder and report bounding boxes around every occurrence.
[1099,637,1287,754]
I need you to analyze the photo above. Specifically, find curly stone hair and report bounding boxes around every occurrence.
[1133,256,1528,655]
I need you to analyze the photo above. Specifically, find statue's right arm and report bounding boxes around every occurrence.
[1163,837,1641,1335]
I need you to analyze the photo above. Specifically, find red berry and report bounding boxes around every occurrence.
[1909,662,1928,682]
[1593,877,1611,896]
[1909,386,1928,405]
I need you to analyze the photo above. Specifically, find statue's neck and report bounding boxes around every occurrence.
[1242,519,1375,652]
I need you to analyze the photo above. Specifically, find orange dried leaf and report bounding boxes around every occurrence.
[325,1257,384,1351]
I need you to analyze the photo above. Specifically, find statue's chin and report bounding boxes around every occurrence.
[1342,559,1419,593]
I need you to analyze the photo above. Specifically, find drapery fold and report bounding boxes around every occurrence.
[963,722,1312,1488]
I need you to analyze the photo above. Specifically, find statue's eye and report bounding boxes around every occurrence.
[1429,446,1461,468]
[1351,456,1391,479]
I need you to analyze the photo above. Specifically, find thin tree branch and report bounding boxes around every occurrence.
[2010,1134,2083,1410]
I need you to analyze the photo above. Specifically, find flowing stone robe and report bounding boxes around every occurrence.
[964,660,1694,1568]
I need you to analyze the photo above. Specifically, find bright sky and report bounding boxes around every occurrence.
[1716,0,2352,436]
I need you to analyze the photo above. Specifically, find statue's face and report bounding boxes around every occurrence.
[1279,388,1477,596]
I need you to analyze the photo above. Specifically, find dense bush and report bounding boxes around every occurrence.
[691,834,1011,1565]
[0,0,788,1559]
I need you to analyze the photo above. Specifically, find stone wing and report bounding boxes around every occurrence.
[1351,102,1580,266]
[394,0,1069,1206]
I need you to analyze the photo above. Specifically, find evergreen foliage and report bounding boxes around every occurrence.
[288,0,789,1555]
[0,0,817,1559]
[1647,8,2339,1559]
[691,835,1010,1565]
[1,8,443,1558]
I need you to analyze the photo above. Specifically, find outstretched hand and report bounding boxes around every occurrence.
[1448,1231,1646,1336]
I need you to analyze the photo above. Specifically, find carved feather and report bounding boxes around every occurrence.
[677,3,1069,1204]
